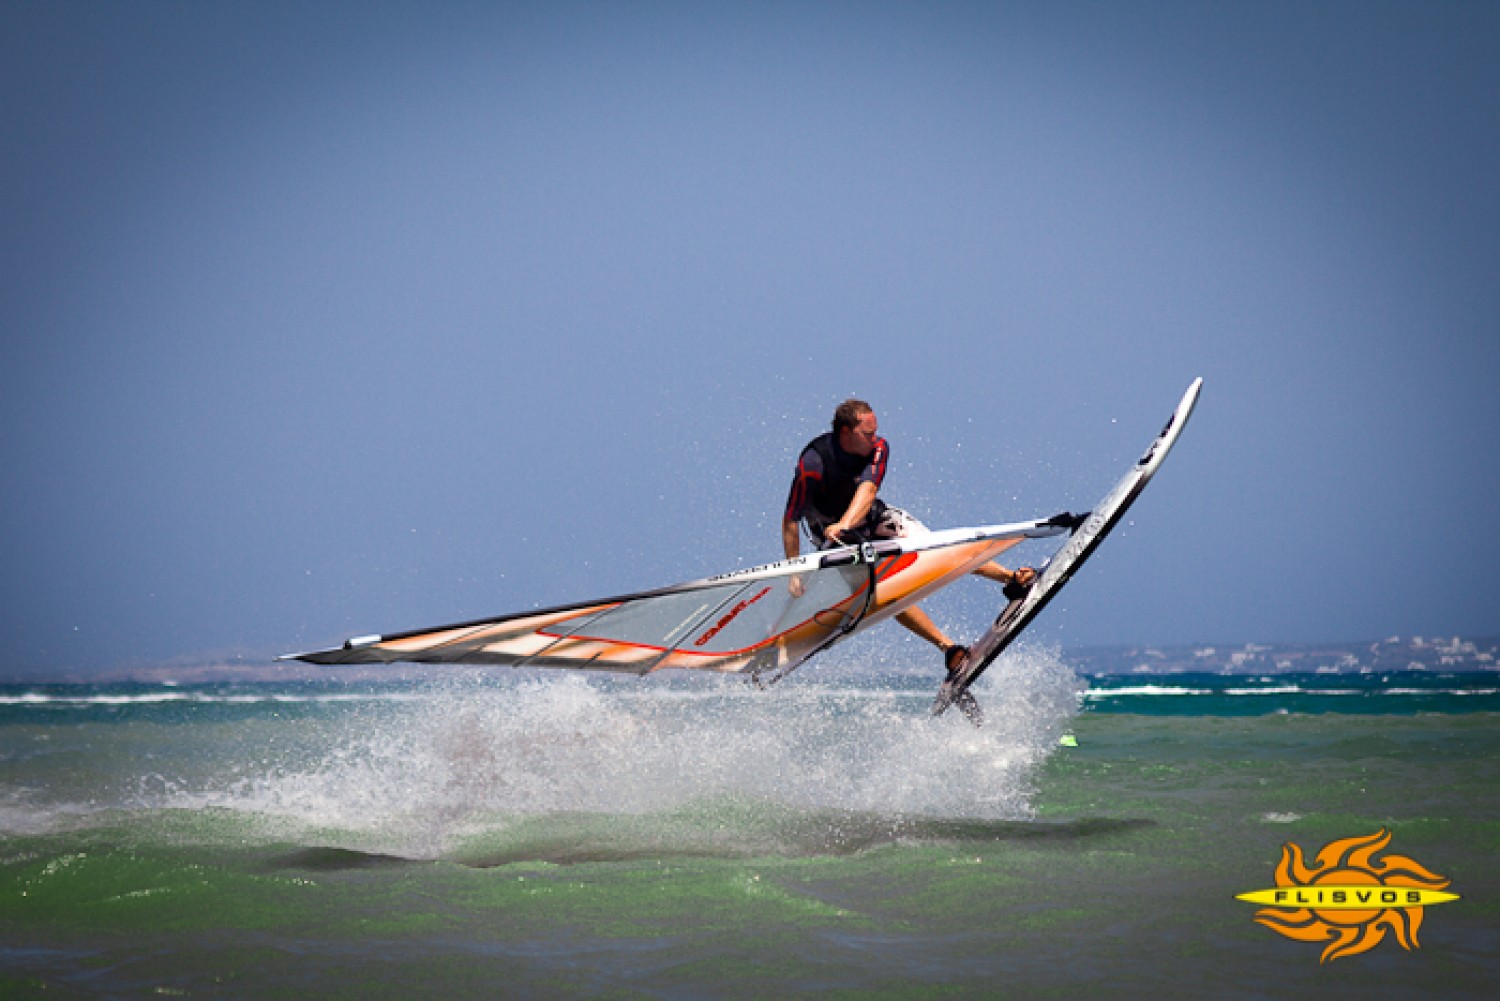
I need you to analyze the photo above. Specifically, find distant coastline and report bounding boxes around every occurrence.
[3,635,1496,685]
[1068,634,1499,676]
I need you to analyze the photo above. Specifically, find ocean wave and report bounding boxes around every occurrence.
[1083,685,1212,697]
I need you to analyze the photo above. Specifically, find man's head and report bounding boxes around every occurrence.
[833,399,879,457]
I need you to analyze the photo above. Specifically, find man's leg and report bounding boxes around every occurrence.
[878,509,1031,588]
[895,606,954,651]
[975,561,1036,586]
[878,509,994,683]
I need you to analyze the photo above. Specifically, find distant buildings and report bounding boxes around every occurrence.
[1068,635,1500,675]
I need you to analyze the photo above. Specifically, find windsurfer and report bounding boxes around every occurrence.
[782,398,1035,678]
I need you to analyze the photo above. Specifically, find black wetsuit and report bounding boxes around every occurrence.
[784,432,890,546]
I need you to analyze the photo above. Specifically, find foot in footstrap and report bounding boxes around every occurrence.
[1002,568,1036,603]
[943,644,969,676]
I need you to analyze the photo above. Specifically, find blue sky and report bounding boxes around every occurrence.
[2,1,1497,675]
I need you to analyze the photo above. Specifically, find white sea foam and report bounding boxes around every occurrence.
[56,647,1079,857]
[1084,685,1212,698]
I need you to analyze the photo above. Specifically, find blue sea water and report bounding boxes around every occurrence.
[2,654,1497,997]
[1082,670,1500,715]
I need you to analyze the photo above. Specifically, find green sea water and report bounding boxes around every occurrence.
[2,656,1497,998]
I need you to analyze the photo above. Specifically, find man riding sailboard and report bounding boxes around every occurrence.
[283,381,1202,729]
[782,399,1037,721]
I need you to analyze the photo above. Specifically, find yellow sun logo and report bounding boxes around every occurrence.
[1237,829,1459,963]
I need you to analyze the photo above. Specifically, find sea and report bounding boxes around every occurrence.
[2,650,1497,999]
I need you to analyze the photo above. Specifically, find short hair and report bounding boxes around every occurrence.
[832,399,873,433]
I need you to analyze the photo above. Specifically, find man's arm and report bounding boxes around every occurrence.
[781,517,802,561]
[825,480,877,543]
[782,518,806,597]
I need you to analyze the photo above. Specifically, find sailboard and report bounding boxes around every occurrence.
[932,377,1203,718]
[281,518,1075,681]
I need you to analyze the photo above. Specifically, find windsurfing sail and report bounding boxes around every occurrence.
[281,517,1074,681]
